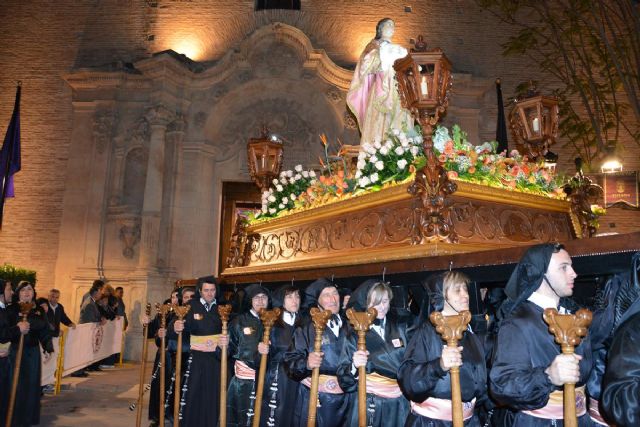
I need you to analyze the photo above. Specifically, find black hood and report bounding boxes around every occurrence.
[303,278,337,309]
[347,279,379,311]
[417,272,447,321]
[272,284,300,309]
[242,283,270,312]
[498,243,556,319]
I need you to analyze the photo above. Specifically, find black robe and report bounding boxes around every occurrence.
[398,321,486,427]
[227,311,263,427]
[337,314,410,427]
[147,312,175,423]
[173,299,223,427]
[601,308,640,427]
[260,314,301,427]
[285,316,354,427]
[490,301,593,426]
[0,304,16,423]
[6,303,53,427]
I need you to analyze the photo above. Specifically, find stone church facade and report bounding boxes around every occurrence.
[1,1,638,358]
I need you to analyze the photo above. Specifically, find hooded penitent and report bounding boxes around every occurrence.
[272,284,300,309]
[303,277,337,310]
[497,243,559,320]
[242,283,270,312]
[347,279,380,311]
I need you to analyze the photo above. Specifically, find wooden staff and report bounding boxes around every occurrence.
[430,310,472,427]
[543,308,592,427]
[6,302,34,427]
[252,307,282,427]
[135,303,152,427]
[218,304,232,427]
[307,307,333,427]
[346,308,378,427]
[157,303,172,427]
[171,304,191,427]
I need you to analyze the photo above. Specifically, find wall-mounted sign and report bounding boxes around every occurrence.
[602,171,639,208]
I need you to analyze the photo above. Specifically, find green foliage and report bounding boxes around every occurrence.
[0,263,37,286]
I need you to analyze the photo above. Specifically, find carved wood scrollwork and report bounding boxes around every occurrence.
[226,215,250,268]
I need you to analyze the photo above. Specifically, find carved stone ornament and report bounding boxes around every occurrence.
[117,215,141,259]
[93,111,117,154]
[145,105,175,127]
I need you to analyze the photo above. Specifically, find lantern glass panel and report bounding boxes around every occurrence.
[418,63,435,101]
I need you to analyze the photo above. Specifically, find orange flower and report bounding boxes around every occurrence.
[444,140,454,155]
[438,154,447,163]
[319,133,328,147]
[447,171,458,179]
[468,167,476,174]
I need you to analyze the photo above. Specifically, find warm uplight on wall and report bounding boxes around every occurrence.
[173,36,204,61]
[601,144,623,173]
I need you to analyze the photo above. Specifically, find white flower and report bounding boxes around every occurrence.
[309,170,316,177]
[370,172,379,183]
[262,190,270,198]
[280,177,287,185]
[362,142,373,153]
[394,146,405,156]
[279,203,285,209]
[357,159,366,170]
[397,159,408,169]
[276,184,283,192]
[294,173,302,181]
[302,171,309,178]
[365,144,376,155]
[410,146,420,156]
[375,160,384,171]
[370,155,379,163]
[282,197,289,204]
[272,179,278,185]
[359,176,371,187]
[269,208,276,214]
[358,152,367,161]
[374,140,382,150]
[261,206,268,213]
[268,195,276,202]
[355,170,362,178]
[400,138,409,148]
[290,194,296,201]
[295,164,303,172]
[384,140,393,150]
[286,170,293,178]
[379,146,389,156]
[279,171,286,178]
[392,129,400,136]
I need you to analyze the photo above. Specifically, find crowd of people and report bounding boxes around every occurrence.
[138,243,640,427]
[1,243,639,426]
[0,278,127,426]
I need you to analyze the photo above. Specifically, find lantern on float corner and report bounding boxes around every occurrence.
[247,126,284,192]
[509,85,559,161]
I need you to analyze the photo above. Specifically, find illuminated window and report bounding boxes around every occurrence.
[256,0,300,10]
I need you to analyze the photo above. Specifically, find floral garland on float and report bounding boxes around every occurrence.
[250,124,604,224]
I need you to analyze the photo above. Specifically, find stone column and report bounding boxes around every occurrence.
[138,105,174,269]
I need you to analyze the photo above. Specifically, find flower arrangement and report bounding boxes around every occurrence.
[259,164,317,217]
[433,124,565,198]
[355,127,424,189]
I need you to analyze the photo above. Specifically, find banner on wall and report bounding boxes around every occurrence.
[603,171,639,208]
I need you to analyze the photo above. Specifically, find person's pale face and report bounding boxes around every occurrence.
[371,292,390,319]
[381,21,395,40]
[182,290,195,304]
[318,287,340,314]
[48,292,60,306]
[19,285,34,303]
[545,249,577,298]
[283,291,300,313]
[443,282,469,315]
[201,283,216,304]
[40,303,49,313]
[170,292,179,306]
[3,283,12,303]
[341,295,351,309]
[252,293,268,313]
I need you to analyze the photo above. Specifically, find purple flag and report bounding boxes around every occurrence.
[0,83,21,227]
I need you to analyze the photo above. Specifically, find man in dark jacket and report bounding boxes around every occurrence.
[46,289,75,337]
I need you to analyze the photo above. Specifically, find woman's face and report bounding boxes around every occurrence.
[19,285,34,303]
[171,292,179,306]
[443,282,469,315]
[370,292,390,319]
[381,21,395,39]
[283,291,300,313]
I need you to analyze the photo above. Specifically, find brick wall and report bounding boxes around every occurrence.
[1,0,638,292]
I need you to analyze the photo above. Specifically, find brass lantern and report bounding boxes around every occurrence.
[247,126,284,192]
[393,38,457,244]
[394,45,453,137]
[509,87,559,160]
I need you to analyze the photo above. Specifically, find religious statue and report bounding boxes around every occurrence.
[347,18,414,147]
